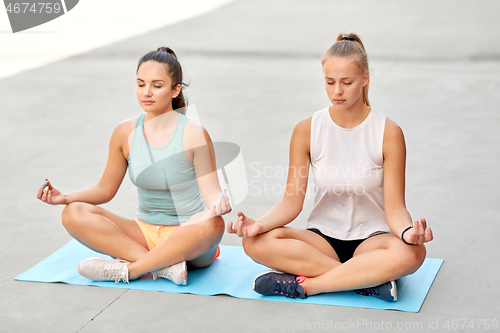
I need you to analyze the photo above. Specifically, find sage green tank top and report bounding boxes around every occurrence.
[127,112,205,225]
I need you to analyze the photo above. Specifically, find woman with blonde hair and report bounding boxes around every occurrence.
[228,33,433,301]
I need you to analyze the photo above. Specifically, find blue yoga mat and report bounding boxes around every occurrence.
[15,239,443,312]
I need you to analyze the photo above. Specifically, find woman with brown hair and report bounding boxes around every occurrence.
[38,47,230,285]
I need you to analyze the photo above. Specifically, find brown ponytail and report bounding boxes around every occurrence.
[137,47,188,113]
[321,33,370,106]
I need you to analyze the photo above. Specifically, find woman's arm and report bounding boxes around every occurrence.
[383,118,433,244]
[38,120,131,205]
[229,116,312,237]
[184,121,230,218]
[254,117,312,231]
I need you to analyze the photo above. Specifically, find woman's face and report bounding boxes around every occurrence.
[136,61,181,113]
[323,56,368,111]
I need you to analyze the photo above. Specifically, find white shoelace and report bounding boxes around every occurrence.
[151,267,172,281]
[103,261,129,283]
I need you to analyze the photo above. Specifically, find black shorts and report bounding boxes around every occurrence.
[307,228,388,263]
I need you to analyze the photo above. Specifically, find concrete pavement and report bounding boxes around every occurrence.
[1,1,499,332]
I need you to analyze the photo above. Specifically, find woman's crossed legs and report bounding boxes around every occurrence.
[243,227,425,298]
[61,202,224,281]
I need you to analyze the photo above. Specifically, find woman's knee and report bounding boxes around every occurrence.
[242,236,257,256]
[242,230,277,260]
[195,216,225,239]
[61,202,78,229]
[61,202,89,231]
[400,244,426,274]
[208,216,225,236]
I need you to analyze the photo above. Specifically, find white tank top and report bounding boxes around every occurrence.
[306,107,391,240]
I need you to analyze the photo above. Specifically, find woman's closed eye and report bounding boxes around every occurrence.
[326,81,353,85]
[137,84,162,88]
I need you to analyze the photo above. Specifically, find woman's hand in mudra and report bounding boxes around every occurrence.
[211,189,232,216]
[36,179,68,205]
[227,212,263,238]
[403,218,433,245]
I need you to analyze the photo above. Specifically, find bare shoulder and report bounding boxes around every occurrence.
[290,115,312,156]
[384,117,404,141]
[184,118,211,149]
[184,117,205,135]
[113,115,140,159]
[114,116,139,137]
[292,115,313,138]
[383,117,406,159]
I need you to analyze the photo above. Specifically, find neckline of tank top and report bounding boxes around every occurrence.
[325,106,374,132]
[141,112,182,150]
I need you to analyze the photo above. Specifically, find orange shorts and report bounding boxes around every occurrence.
[134,219,220,259]
[134,219,179,251]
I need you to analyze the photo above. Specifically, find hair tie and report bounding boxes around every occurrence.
[342,36,356,41]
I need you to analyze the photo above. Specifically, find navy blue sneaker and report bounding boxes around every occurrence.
[355,280,398,302]
[253,270,307,299]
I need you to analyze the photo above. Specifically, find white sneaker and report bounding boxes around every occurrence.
[78,256,129,283]
[151,261,187,285]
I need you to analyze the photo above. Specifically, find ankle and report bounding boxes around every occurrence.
[127,263,140,280]
[299,277,314,296]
